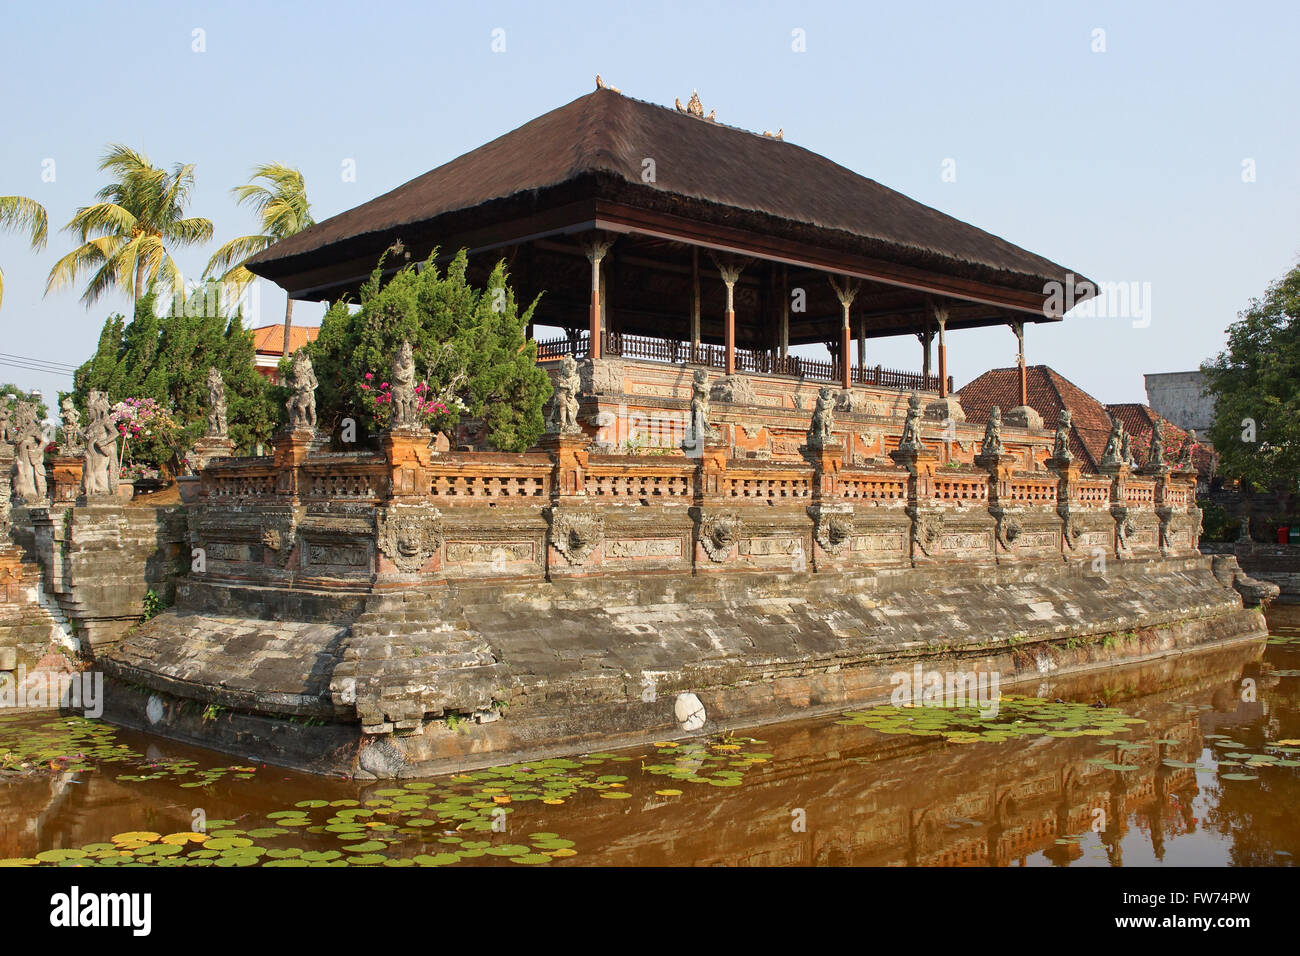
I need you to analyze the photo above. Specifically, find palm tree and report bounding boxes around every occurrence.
[46,144,213,306]
[0,196,49,311]
[204,163,314,357]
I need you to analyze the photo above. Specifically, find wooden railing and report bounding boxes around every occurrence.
[537,330,950,392]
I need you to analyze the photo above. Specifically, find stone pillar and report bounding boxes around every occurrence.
[45,455,84,504]
[1014,322,1028,408]
[890,443,941,566]
[690,246,701,357]
[974,442,1020,562]
[919,329,933,384]
[271,427,316,501]
[539,432,590,500]
[1099,459,1133,559]
[584,235,614,361]
[190,436,236,472]
[383,426,435,498]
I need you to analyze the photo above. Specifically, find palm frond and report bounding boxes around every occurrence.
[204,234,273,278]
[0,195,49,249]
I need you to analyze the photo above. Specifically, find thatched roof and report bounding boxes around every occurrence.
[247,88,1087,307]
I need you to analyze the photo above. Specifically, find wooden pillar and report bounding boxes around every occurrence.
[829,275,859,390]
[690,246,701,358]
[1013,321,1027,407]
[931,302,950,398]
[919,329,933,382]
[780,264,790,360]
[857,316,866,372]
[584,235,613,360]
[714,257,745,375]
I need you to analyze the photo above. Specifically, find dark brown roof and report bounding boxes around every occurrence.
[248,88,1087,303]
[957,366,1216,476]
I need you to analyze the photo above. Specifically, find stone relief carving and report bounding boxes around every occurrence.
[814,509,854,555]
[910,509,944,556]
[994,510,1023,551]
[206,367,228,438]
[698,510,741,562]
[547,355,582,435]
[376,506,444,573]
[260,511,298,567]
[59,396,83,455]
[81,390,119,498]
[710,374,756,406]
[549,509,605,565]
[1114,510,1137,552]
[582,357,623,395]
[286,350,318,430]
[390,340,419,429]
[806,386,836,450]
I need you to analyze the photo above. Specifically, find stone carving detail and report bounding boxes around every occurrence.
[1114,510,1137,552]
[260,512,297,567]
[1052,408,1073,463]
[687,368,719,445]
[814,510,854,555]
[1175,429,1197,470]
[1156,506,1174,552]
[582,357,623,395]
[547,355,582,435]
[549,509,604,566]
[1120,430,1134,468]
[206,367,228,438]
[390,340,418,429]
[898,392,926,452]
[806,386,836,450]
[710,374,756,406]
[994,510,1023,551]
[376,506,444,573]
[0,402,11,445]
[286,350,318,430]
[1059,505,1085,549]
[1101,417,1125,469]
[981,406,1004,457]
[1147,419,1165,471]
[59,396,82,454]
[81,390,120,499]
[10,402,47,504]
[698,510,741,562]
[910,509,944,556]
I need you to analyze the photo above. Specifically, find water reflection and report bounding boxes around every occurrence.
[3,607,1297,867]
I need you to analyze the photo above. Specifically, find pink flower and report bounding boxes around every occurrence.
[360,383,370,390]
[364,372,373,380]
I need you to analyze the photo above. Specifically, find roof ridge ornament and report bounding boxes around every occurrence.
[595,74,621,93]
[675,90,715,122]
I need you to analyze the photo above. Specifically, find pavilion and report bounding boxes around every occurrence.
[247,83,1092,403]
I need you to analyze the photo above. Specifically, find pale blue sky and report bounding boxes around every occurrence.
[2,0,1297,408]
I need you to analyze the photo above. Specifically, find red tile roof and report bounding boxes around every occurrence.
[251,323,319,356]
[957,365,1215,476]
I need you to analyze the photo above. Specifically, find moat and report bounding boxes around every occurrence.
[4,605,1296,868]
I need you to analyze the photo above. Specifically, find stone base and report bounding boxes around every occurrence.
[100,553,1262,777]
[191,436,236,470]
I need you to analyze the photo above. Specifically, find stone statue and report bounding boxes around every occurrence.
[1052,408,1073,462]
[59,396,83,455]
[0,400,13,446]
[981,406,1004,457]
[1147,419,1165,470]
[205,367,228,438]
[1120,430,1134,467]
[687,368,717,445]
[10,402,47,504]
[1101,417,1124,469]
[286,350,317,430]
[807,386,836,449]
[897,392,925,452]
[547,355,581,435]
[1175,429,1196,469]
[81,390,119,498]
[390,340,418,428]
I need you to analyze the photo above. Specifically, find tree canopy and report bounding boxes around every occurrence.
[309,249,551,451]
[73,286,277,468]
[1202,262,1300,491]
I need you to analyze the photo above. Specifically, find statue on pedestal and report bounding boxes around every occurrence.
[981,406,1004,457]
[1147,419,1165,470]
[10,402,47,504]
[806,386,836,450]
[390,340,418,428]
[1101,417,1125,469]
[286,350,317,430]
[1175,429,1196,470]
[688,368,717,445]
[59,396,83,455]
[1052,408,1073,463]
[81,390,120,498]
[546,355,581,435]
[205,367,228,438]
[897,392,925,452]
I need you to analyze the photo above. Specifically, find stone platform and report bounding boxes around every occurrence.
[99,552,1265,778]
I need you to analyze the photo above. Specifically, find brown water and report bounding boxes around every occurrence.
[3,607,1298,867]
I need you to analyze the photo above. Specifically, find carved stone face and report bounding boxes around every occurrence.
[824,517,850,546]
[709,517,738,549]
